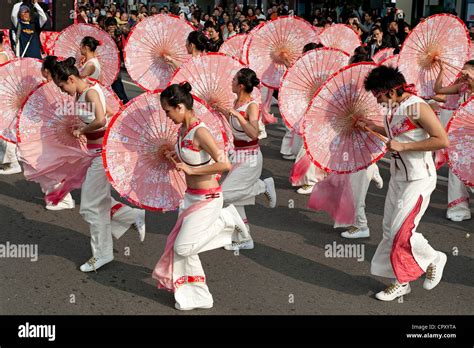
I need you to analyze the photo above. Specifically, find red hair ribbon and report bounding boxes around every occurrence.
[97,40,103,46]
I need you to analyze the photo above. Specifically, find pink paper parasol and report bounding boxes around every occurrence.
[446,97,474,187]
[169,52,262,151]
[17,81,99,204]
[103,92,227,211]
[372,48,395,64]
[318,24,361,56]
[0,58,44,143]
[279,47,350,132]
[1,29,15,59]
[245,16,319,89]
[219,34,247,64]
[53,23,120,86]
[398,14,470,98]
[124,14,195,92]
[40,31,60,56]
[302,62,387,174]
[379,54,399,68]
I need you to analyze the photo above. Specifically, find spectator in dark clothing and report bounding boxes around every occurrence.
[10,1,48,58]
[206,23,223,52]
[105,17,129,104]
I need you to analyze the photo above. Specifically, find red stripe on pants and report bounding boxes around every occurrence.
[390,195,425,283]
[111,203,124,218]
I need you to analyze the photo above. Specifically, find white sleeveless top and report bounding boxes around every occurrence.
[82,57,101,80]
[230,100,261,142]
[176,121,213,167]
[77,82,107,131]
[385,95,436,181]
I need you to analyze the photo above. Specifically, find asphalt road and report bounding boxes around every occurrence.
[0,73,472,315]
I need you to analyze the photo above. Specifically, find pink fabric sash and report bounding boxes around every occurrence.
[434,149,448,170]
[290,153,311,185]
[307,174,355,226]
[390,195,425,283]
[261,87,277,124]
[152,187,221,292]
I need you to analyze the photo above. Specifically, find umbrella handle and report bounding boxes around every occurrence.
[363,125,388,143]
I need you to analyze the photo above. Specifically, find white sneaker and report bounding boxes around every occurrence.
[224,204,247,236]
[45,195,75,211]
[297,185,314,195]
[79,255,113,272]
[224,239,254,251]
[134,209,146,242]
[0,162,21,175]
[341,226,370,239]
[423,252,447,290]
[175,302,213,311]
[282,154,296,160]
[263,177,277,208]
[375,281,411,301]
[372,171,383,189]
[447,214,471,222]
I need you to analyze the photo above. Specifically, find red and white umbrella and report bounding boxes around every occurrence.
[17,81,98,204]
[302,62,386,174]
[279,47,350,132]
[103,92,227,211]
[446,97,474,187]
[318,24,361,56]
[219,34,247,64]
[169,53,262,152]
[1,29,15,59]
[124,14,195,92]
[372,48,395,64]
[40,31,60,56]
[0,58,43,143]
[398,14,470,98]
[53,23,120,86]
[379,54,399,68]
[245,16,319,89]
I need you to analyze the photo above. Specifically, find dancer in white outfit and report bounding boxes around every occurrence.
[363,65,448,301]
[217,68,277,250]
[80,36,101,80]
[52,58,146,272]
[152,82,247,310]
[433,60,473,222]
[0,34,22,176]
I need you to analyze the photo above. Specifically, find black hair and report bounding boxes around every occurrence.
[187,31,208,52]
[303,42,323,53]
[350,54,373,63]
[372,25,383,33]
[236,68,260,93]
[204,20,214,29]
[353,45,369,56]
[104,17,117,28]
[364,65,407,97]
[42,55,58,72]
[81,36,100,52]
[130,10,138,16]
[160,82,194,110]
[0,31,3,44]
[52,57,80,83]
[464,60,474,67]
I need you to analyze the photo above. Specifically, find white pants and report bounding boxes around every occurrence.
[371,175,439,281]
[292,143,325,187]
[222,149,265,241]
[79,156,140,259]
[173,191,234,309]
[0,139,18,165]
[280,127,300,156]
[446,169,471,220]
[334,164,381,229]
